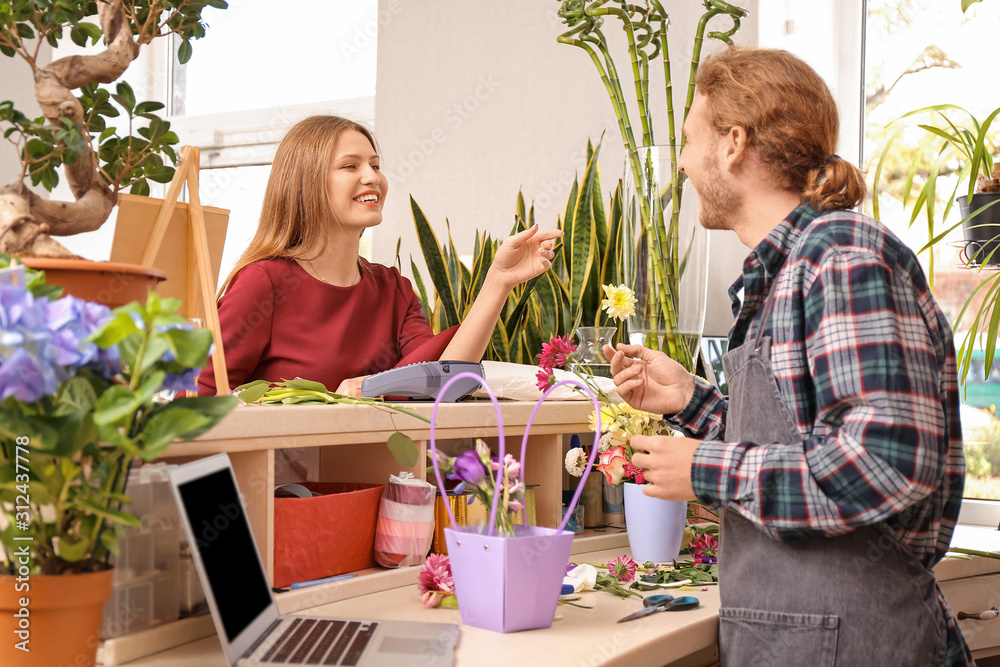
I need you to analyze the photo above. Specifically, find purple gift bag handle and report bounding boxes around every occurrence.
[428,372,602,536]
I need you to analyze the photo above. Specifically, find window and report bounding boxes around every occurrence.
[53,1,378,281]
[862,0,1000,502]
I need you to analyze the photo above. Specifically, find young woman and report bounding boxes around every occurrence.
[198,114,560,400]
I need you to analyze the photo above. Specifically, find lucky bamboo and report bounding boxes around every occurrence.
[558,0,748,371]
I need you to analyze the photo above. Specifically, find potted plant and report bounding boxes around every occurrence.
[0,257,238,666]
[874,103,1000,380]
[0,0,227,304]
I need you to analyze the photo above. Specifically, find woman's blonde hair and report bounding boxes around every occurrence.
[695,47,866,211]
[217,115,379,296]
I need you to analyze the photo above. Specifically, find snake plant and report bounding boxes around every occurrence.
[400,141,624,364]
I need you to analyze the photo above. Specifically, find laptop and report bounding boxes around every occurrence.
[168,453,460,666]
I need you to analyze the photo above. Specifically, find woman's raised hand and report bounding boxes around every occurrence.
[602,343,696,416]
[488,224,563,290]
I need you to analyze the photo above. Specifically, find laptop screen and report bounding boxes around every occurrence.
[177,468,272,642]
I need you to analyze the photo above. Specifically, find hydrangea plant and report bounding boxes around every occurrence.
[0,265,237,575]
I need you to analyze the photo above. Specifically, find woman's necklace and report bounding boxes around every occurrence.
[307,259,360,286]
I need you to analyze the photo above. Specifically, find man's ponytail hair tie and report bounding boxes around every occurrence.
[825,153,841,165]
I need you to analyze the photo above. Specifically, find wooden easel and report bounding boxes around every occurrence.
[138,145,230,395]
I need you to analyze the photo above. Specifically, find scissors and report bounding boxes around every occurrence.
[617,594,700,623]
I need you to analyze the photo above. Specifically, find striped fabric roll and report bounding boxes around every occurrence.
[374,473,436,568]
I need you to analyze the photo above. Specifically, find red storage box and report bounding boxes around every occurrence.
[273,482,384,589]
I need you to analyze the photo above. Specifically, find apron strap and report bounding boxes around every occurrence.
[752,279,780,350]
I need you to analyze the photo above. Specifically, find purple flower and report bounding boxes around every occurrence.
[160,366,200,393]
[44,294,118,377]
[0,286,119,403]
[0,286,62,402]
[0,346,59,403]
[451,450,487,485]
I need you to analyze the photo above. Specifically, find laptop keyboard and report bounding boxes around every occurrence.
[259,618,378,665]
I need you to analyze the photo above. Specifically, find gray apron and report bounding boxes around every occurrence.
[717,285,947,666]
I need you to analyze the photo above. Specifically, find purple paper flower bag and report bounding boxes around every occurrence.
[429,374,601,633]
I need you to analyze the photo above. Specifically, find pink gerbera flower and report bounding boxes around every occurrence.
[607,554,639,583]
[690,533,719,560]
[536,334,578,370]
[536,368,556,391]
[417,553,454,608]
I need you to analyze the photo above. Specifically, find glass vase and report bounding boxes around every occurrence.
[602,478,625,527]
[622,146,709,372]
[573,326,617,378]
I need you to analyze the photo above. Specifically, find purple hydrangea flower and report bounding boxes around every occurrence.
[0,286,63,402]
[0,286,118,403]
[44,294,118,377]
[160,366,200,393]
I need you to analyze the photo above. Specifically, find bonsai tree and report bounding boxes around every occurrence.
[0,0,226,258]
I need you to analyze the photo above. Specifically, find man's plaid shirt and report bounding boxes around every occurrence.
[667,203,970,664]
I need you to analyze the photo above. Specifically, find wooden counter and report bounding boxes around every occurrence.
[115,543,720,667]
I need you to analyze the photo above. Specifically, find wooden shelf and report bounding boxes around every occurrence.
[159,400,595,585]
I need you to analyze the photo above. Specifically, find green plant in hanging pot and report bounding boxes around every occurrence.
[0,263,237,666]
[873,103,1000,381]
[555,0,748,371]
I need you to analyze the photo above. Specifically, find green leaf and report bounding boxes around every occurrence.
[235,380,271,404]
[56,534,91,562]
[410,258,431,322]
[281,395,324,404]
[568,148,600,319]
[88,310,140,347]
[0,409,59,451]
[137,407,212,459]
[146,165,174,183]
[163,396,238,439]
[283,378,329,392]
[79,22,104,44]
[134,101,166,115]
[69,25,87,47]
[411,196,460,325]
[177,39,193,64]
[963,0,982,11]
[100,529,121,556]
[136,335,170,376]
[130,180,150,196]
[113,81,135,115]
[70,498,141,528]
[386,431,419,468]
[162,327,213,367]
[93,385,139,426]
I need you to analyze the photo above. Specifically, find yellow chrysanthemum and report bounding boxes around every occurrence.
[588,404,623,434]
[601,283,637,322]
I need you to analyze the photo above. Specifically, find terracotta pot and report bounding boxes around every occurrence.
[18,257,166,309]
[0,568,114,667]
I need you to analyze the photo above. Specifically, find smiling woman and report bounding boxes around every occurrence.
[198,115,560,400]
[195,115,562,480]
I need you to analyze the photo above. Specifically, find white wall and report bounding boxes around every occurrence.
[0,42,50,186]
[374,0,760,336]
